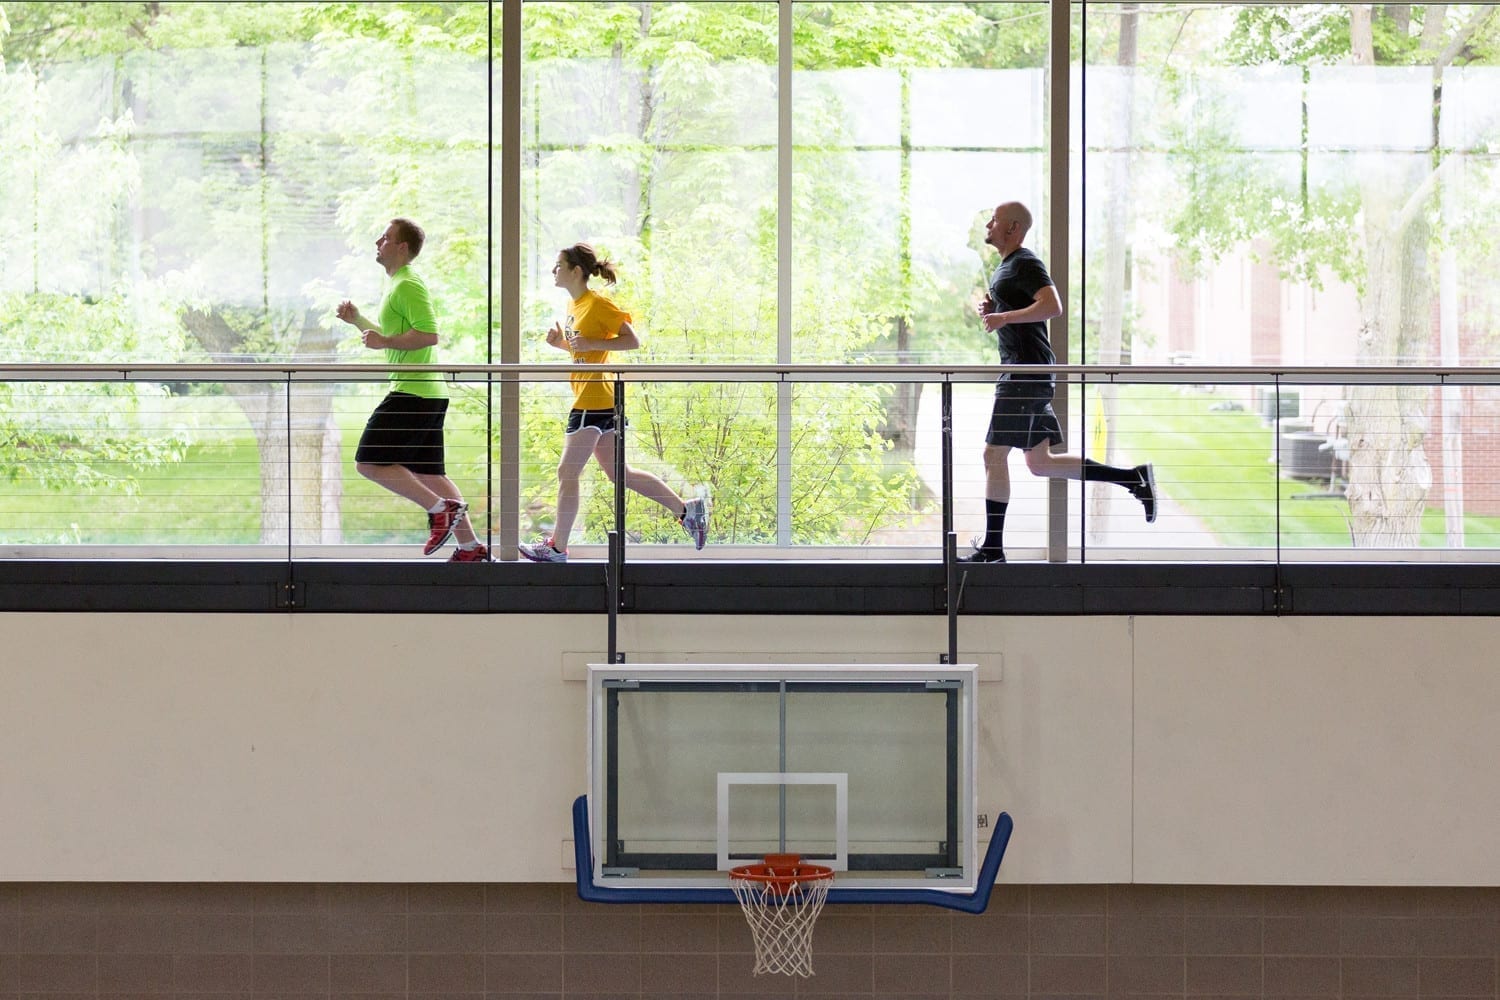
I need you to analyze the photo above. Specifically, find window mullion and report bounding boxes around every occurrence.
[500,0,523,559]
[1047,0,1071,562]
[776,0,793,548]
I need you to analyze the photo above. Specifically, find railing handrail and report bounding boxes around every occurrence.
[3,361,1499,384]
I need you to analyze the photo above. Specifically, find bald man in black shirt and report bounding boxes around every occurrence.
[961,201,1156,563]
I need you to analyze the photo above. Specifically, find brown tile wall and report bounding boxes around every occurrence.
[2,883,1498,998]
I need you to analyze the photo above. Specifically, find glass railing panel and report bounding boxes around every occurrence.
[1273,381,1363,558]
[1430,383,1500,554]
[517,377,575,554]
[789,382,931,552]
[5,366,1500,566]
[326,381,390,549]
[1072,380,1281,560]
[317,379,494,557]
[0,378,268,552]
[1276,381,1500,560]
[447,379,496,554]
[515,376,781,557]
[946,380,1048,561]
[617,379,761,553]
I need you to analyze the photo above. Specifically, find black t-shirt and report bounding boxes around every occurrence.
[987,247,1056,367]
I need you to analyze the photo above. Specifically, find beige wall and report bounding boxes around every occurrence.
[2,612,1497,886]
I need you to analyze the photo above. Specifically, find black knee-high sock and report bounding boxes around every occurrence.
[981,500,1007,552]
[1082,459,1142,488]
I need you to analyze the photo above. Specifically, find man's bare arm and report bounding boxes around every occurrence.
[363,328,439,350]
[982,284,1062,331]
[336,300,375,330]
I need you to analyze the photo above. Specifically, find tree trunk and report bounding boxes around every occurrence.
[885,67,920,462]
[1424,7,1464,546]
[635,1,654,248]
[881,318,921,458]
[1341,2,1458,547]
[184,309,345,546]
[224,380,343,546]
[1385,4,1411,37]
[1418,4,1447,56]
[1350,4,1376,65]
[1345,174,1432,545]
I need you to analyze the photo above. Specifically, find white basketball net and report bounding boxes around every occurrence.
[730,872,833,978]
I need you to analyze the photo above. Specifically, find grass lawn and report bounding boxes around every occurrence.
[0,392,495,546]
[1111,386,1500,550]
[0,434,266,545]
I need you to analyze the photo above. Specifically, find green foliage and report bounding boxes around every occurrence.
[0,37,193,499]
[1140,8,1416,299]
[0,295,188,492]
[513,380,919,547]
[1219,7,1350,67]
[794,3,988,68]
[961,3,1049,69]
[1154,68,1364,292]
[0,1,319,62]
[1,1,153,62]
[1220,5,1491,69]
[307,2,487,54]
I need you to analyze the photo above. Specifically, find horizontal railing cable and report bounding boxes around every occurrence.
[4,362,1500,385]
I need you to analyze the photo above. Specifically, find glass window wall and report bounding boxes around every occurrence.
[3,1,1498,559]
[1074,2,1500,555]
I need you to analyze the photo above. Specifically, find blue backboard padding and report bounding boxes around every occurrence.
[571,794,1013,914]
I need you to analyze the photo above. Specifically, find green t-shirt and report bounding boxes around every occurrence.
[378,265,445,399]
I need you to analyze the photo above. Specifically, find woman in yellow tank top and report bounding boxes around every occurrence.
[519,243,709,563]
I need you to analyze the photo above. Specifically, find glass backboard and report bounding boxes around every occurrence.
[587,663,978,893]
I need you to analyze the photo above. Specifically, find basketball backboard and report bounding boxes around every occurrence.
[586,663,979,895]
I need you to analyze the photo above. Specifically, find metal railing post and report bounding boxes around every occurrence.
[607,530,620,666]
[614,378,626,561]
[945,530,959,668]
[284,372,296,607]
[941,380,954,545]
[1273,373,1284,611]
[612,379,627,641]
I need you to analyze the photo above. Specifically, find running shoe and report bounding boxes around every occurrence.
[424,499,469,555]
[449,543,491,563]
[1129,464,1157,523]
[681,497,709,550]
[518,537,568,563]
[957,536,1006,563]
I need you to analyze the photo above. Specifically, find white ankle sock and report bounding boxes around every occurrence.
[427,500,449,514]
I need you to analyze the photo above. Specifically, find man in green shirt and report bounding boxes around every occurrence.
[337,217,487,561]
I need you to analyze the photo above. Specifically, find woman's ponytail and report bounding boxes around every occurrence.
[561,242,618,285]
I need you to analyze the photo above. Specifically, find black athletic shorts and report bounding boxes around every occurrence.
[355,391,449,475]
[566,408,620,435]
[985,376,1064,449]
